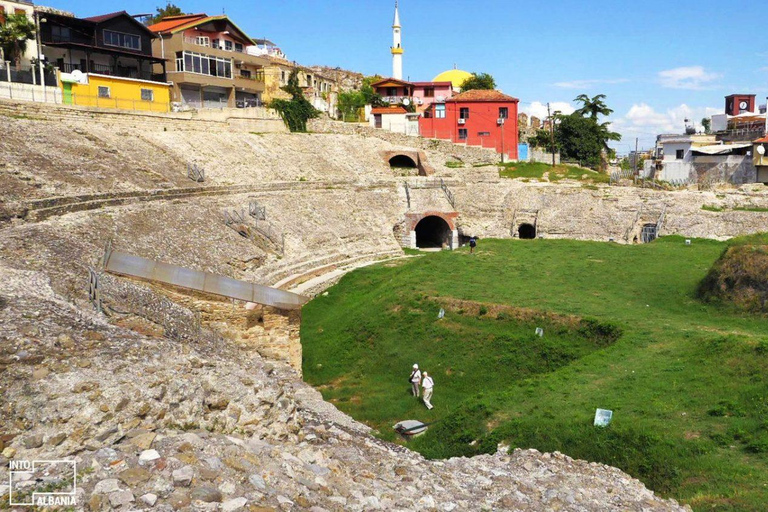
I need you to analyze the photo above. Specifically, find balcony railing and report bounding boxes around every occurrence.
[381,95,412,104]
[60,62,162,82]
[183,37,245,53]
[236,71,265,83]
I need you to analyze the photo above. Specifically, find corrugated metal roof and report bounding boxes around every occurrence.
[691,143,752,155]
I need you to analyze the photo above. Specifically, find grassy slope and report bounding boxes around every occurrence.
[302,238,768,511]
[499,161,610,183]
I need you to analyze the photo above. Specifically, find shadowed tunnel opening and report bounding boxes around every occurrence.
[416,216,451,248]
[518,223,536,239]
[389,155,417,168]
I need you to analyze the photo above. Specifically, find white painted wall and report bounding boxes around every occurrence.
[658,161,694,181]
[662,142,693,163]
[369,112,418,135]
[0,81,61,103]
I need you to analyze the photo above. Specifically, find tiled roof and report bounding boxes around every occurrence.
[83,11,127,23]
[447,89,519,103]
[754,136,768,143]
[371,77,412,87]
[371,107,407,114]
[147,13,208,33]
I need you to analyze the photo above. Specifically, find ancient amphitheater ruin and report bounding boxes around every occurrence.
[4,99,768,510]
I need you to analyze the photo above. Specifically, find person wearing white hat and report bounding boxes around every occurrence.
[422,371,434,409]
[409,364,421,397]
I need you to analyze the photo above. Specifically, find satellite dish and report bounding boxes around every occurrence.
[70,69,84,83]
[758,145,766,156]
[402,98,410,106]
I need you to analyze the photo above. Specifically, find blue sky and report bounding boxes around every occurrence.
[55,0,768,153]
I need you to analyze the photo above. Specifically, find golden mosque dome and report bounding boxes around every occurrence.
[432,69,473,88]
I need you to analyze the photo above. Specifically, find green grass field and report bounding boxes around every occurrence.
[499,161,610,183]
[301,237,768,511]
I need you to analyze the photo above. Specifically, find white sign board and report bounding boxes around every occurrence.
[594,408,613,427]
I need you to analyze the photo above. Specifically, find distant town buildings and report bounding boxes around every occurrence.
[1,0,520,161]
[367,2,518,160]
[647,93,768,184]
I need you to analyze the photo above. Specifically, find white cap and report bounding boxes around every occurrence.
[422,371,428,376]
[413,364,418,369]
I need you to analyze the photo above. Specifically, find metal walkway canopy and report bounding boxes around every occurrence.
[104,250,308,310]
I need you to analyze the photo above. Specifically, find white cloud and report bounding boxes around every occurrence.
[553,78,629,89]
[658,66,721,90]
[612,103,721,136]
[522,101,575,122]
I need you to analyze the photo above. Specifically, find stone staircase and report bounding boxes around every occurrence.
[261,248,404,290]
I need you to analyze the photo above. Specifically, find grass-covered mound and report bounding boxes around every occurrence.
[302,237,768,511]
[699,234,768,313]
[499,161,609,183]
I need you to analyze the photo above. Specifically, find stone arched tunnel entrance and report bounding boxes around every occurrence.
[389,154,417,168]
[518,223,536,239]
[381,150,435,176]
[415,216,451,248]
[404,211,459,250]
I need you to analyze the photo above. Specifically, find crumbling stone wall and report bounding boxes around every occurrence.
[308,118,499,165]
[694,155,757,185]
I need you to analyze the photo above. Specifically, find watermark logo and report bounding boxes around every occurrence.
[8,460,77,507]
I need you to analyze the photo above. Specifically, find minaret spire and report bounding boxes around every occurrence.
[391,1,403,79]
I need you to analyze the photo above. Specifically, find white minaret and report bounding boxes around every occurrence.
[391,1,403,79]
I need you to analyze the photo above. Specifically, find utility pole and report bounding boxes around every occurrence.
[499,116,505,164]
[547,102,555,166]
[633,137,639,175]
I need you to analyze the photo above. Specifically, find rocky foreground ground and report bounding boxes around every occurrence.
[0,262,691,511]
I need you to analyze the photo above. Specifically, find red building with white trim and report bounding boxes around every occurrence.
[419,89,519,160]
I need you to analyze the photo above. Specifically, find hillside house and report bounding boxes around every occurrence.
[369,106,419,135]
[148,14,267,108]
[40,11,170,111]
[419,89,519,160]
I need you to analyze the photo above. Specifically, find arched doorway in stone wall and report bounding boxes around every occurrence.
[415,216,452,248]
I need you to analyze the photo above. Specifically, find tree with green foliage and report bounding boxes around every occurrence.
[528,95,620,169]
[0,13,35,70]
[147,3,184,25]
[337,76,385,121]
[459,72,495,91]
[529,128,556,153]
[269,69,320,132]
[573,94,613,119]
[701,117,711,134]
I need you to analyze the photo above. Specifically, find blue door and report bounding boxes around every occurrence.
[518,143,529,161]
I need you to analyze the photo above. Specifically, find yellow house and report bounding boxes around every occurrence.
[59,73,171,113]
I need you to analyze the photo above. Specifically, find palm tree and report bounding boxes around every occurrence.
[0,13,36,70]
[574,94,613,119]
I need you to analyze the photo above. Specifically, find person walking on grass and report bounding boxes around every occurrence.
[409,364,421,397]
[469,236,477,254]
[422,371,434,409]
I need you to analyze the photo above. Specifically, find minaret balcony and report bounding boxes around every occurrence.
[390,47,404,55]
